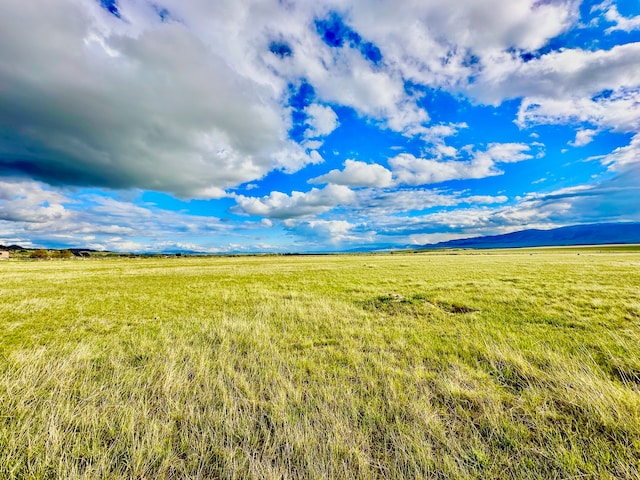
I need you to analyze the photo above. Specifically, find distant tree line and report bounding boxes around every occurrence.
[31,249,74,259]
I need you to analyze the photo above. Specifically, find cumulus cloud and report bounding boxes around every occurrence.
[591,133,640,171]
[390,143,534,186]
[569,129,599,147]
[257,6,430,134]
[307,48,426,133]
[0,179,242,251]
[0,0,607,201]
[470,43,640,106]
[468,42,640,136]
[403,123,469,159]
[287,219,360,244]
[268,0,579,134]
[342,0,579,87]
[482,143,536,163]
[304,104,339,138]
[0,0,318,198]
[233,184,355,219]
[517,88,640,132]
[602,4,640,33]
[260,1,581,135]
[0,179,71,223]
[390,154,494,186]
[309,160,393,187]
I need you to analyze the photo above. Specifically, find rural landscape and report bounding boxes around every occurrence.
[1,247,639,478]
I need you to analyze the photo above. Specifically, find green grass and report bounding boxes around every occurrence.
[1,250,639,479]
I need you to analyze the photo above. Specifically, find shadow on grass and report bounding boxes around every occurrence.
[360,294,478,316]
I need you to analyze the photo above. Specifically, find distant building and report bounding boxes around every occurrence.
[0,250,9,260]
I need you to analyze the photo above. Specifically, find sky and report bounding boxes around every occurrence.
[0,0,639,253]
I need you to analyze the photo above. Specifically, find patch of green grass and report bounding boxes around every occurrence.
[1,251,639,478]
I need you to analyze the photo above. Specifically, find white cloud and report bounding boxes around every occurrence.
[289,219,359,243]
[603,5,640,33]
[0,0,319,198]
[468,42,640,136]
[405,123,469,159]
[482,143,535,163]
[569,129,599,147]
[307,49,428,134]
[352,188,508,215]
[304,104,339,138]
[0,179,242,250]
[353,189,459,215]
[365,205,560,243]
[309,160,393,187]
[260,16,428,133]
[390,153,495,185]
[591,133,640,171]
[464,195,508,204]
[343,0,579,87]
[233,184,355,219]
[265,0,579,134]
[471,43,640,106]
[0,0,606,203]
[0,179,72,223]
[259,1,574,137]
[389,143,533,186]
[418,123,468,142]
[517,88,640,132]
[408,232,471,245]
[385,101,431,134]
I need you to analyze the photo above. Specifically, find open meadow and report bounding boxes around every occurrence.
[1,248,639,479]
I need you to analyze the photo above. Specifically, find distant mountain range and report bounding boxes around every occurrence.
[420,223,640,250]
[3,223,639,255]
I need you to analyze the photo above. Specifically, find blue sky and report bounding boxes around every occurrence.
[0,0,639,252]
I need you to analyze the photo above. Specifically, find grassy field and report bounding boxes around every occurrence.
[1,249,639,479]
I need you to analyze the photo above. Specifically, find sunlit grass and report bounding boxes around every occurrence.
[1,250,639,478]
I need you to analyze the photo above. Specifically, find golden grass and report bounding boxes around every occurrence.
[1,250,639,478]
